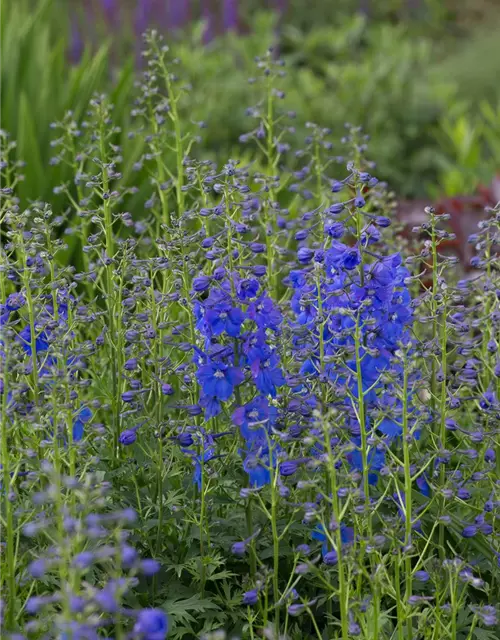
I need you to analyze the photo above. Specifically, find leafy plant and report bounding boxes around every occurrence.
[433,99,500,197]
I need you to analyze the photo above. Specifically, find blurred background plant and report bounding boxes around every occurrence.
[2,0,500,205]
[431,100,500,197]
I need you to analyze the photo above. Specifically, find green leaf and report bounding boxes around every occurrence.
[17,92,45,202]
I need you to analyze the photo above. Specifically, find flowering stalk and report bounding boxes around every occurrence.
[323,415,350,640]
[401,346,413,640]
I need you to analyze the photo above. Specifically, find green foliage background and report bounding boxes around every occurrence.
[2,0,500,204]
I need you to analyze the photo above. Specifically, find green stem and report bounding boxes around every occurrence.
[98,107,120,463]
[324,435,349,640]
[402,351,413,640]
[271,482,280,636]
[1,360,15,629]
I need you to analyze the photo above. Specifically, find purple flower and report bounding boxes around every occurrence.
[251,355,286,398]
[161,383,174,396]
[134,0,154,36]
[178,433,194,447]
[242,589,258,605]
[414,570,430,582]
[196,361,244,401]
[122,391,135,403]
[204,300,245,337]
[236,278,259,301]
[6,292,26,311]
[325,241,361,272]
[72,551,94,569]
[72,406,92,441]
[193,275,211,292]
[101,0,119,24]
[119,429,137,446]
[168,0,190,29]
[484,448,496,463]
[232,396,276,443]
[325,220,345,238]
[297,247,314,264]
[247,295,282,331]
[323,549,338,565]
[28,559,47,578]
[231,541,247,556]
[223,0,239,30]
[280,460,299,477]
[287,603,306,616]
[140,559,161,576]
[133,609,169,640]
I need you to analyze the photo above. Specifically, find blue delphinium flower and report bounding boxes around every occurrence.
[72,406,92,441]
[247,294,282,332]
[346,438,386,485]
[196,361,244,401]
[18,325,50,355]
[202,289,245,337]
[133,608,169,640]
[243,446,273,488]
[312,523,355,561]
[251,354,286,398]
[232,396,277,443]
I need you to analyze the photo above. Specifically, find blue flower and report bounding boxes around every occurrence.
[236,278,260,301]
[325,241,360,272]
[18,325,50,355]
[247,295,282,332]
[297,247,314,265]
[134,609,169,640]
[196,361,244,401]
[193,448,215,490]
[192,275,211,292]
[242,589,259,606]
[199,394,222,419]
[6,292,26,311]
[241,330,271,366]
[243,449,271,488]
[416,474,431,497]
[346,439,386,485]
[119,428,137,446]
[378,417,402,439]
[204,302,245,337]
[232,396,277,443]
[251,355,286,398]
[72,406,92,441]
[325,220,345,238]
[312,523,354,561]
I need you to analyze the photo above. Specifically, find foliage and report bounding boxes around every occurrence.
[0,0,136,204]
[432,100,500,197]
[4,0,500,206]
